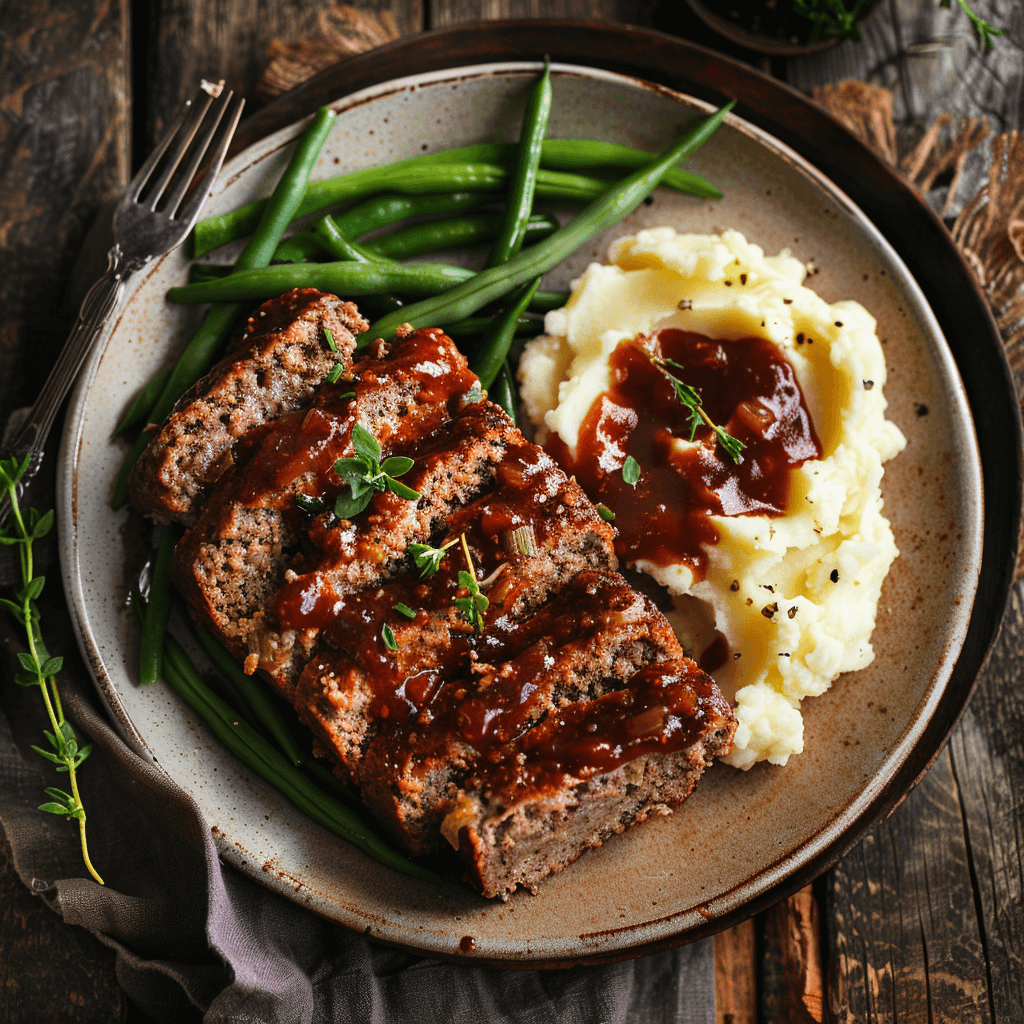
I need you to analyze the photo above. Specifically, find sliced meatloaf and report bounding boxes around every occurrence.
[129,288,365,525]
[139,308,735,897]
[453,661,735,897]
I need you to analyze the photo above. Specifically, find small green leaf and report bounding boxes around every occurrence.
[0,533,23,546]
[17,651,38,674]
[333,456,369,479]
[385,477,421,502]
[294,494,325,515]
[20,576,45,602]
[409,541,453,578]
[381,623,398,650]
[59,721,75,744]
[33,509,55,539]
[596,504,615,523]
[0,597,24,620]
[38,802,72,816]
[44,786,72,802]
[381,456,414,477]
[323,364,346,384]
[323,326,337,351]
[334,489,373,520]
[622,456,641,487]
[14,671,38,687]
[393,603,417,619]
[75,743,93,766]
[31,745,63,763]
[40,656,63,677]
[351,422,381,464]
[716,429,747,463]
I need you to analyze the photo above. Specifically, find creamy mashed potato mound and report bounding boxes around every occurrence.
[519,228,906,769]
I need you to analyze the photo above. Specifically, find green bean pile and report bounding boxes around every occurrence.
[118,73,735,881]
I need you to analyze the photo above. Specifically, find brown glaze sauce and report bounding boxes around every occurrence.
[265,328,729,799]
[480,662,731,801]
[236,327,477,509]
[548,328,821,581]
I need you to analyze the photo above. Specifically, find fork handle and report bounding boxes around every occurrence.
[0,246,133,524]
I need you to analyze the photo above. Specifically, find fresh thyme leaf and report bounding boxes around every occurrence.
[334,489,373,520]
[323,365,345,384]
[944,0,1004,50]
[295,494,325,515]
[455,570,489,633]
[333,423,419,516]
[385,477,421,501]
[409,539,457,578]
[381,456,414,477]
[351,422,381,464]
[715,428,747,463]
[454,534,488,633]
[323,327,337,351]
[596,503,616,522]
[622,456,641,487]
[382,623,398,650]
[394,602,417,619]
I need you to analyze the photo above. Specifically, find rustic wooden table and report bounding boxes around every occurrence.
[1,1,1021,1021]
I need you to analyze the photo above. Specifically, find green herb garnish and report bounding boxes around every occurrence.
[651,352,746,463]
[323,327,337,352]
[323,365,348,385]
[0,456,103,884]
[596,503,616,522]
[393,602,417,619]
[942,0,1004,51]
[333,422,420,519]
[381,623,398,650]
[454,534,488,633]
[294,494,325,515]
[408,538,458,578]
[622,456,641,487]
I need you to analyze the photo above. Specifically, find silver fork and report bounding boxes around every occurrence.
[0,82,244,526]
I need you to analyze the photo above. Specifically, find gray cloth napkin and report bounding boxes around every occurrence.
[0,606,717,1024]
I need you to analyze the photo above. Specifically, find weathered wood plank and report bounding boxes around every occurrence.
[429,0,618,30]
[714,920,757,1024]
[944,583,1024,1023]
[827,746,994,1022]
[0,0,131,410]
[0,1,131,1019]
[762,886,823,1023]
[0,824,124,1023]
[145,0,425,145]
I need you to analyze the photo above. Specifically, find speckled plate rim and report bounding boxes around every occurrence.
[56,48,1005,966]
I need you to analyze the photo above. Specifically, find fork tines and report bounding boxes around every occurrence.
[129,84,245,226]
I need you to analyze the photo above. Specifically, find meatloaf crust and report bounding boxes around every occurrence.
[129,288,365,525]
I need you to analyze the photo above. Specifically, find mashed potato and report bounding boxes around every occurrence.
[520,228,906,769]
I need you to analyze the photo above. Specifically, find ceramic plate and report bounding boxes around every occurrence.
[60,62,984,964]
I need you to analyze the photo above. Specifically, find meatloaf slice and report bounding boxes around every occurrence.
[129,288,364,525]
[452,660,736,897]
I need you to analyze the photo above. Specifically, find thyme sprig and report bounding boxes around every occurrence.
[333,422,420,519]
[455,532,488,633]
[0,456,103,885]
[645,350,746,463]
[941,0,1004,51]
[409,537,458,578]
